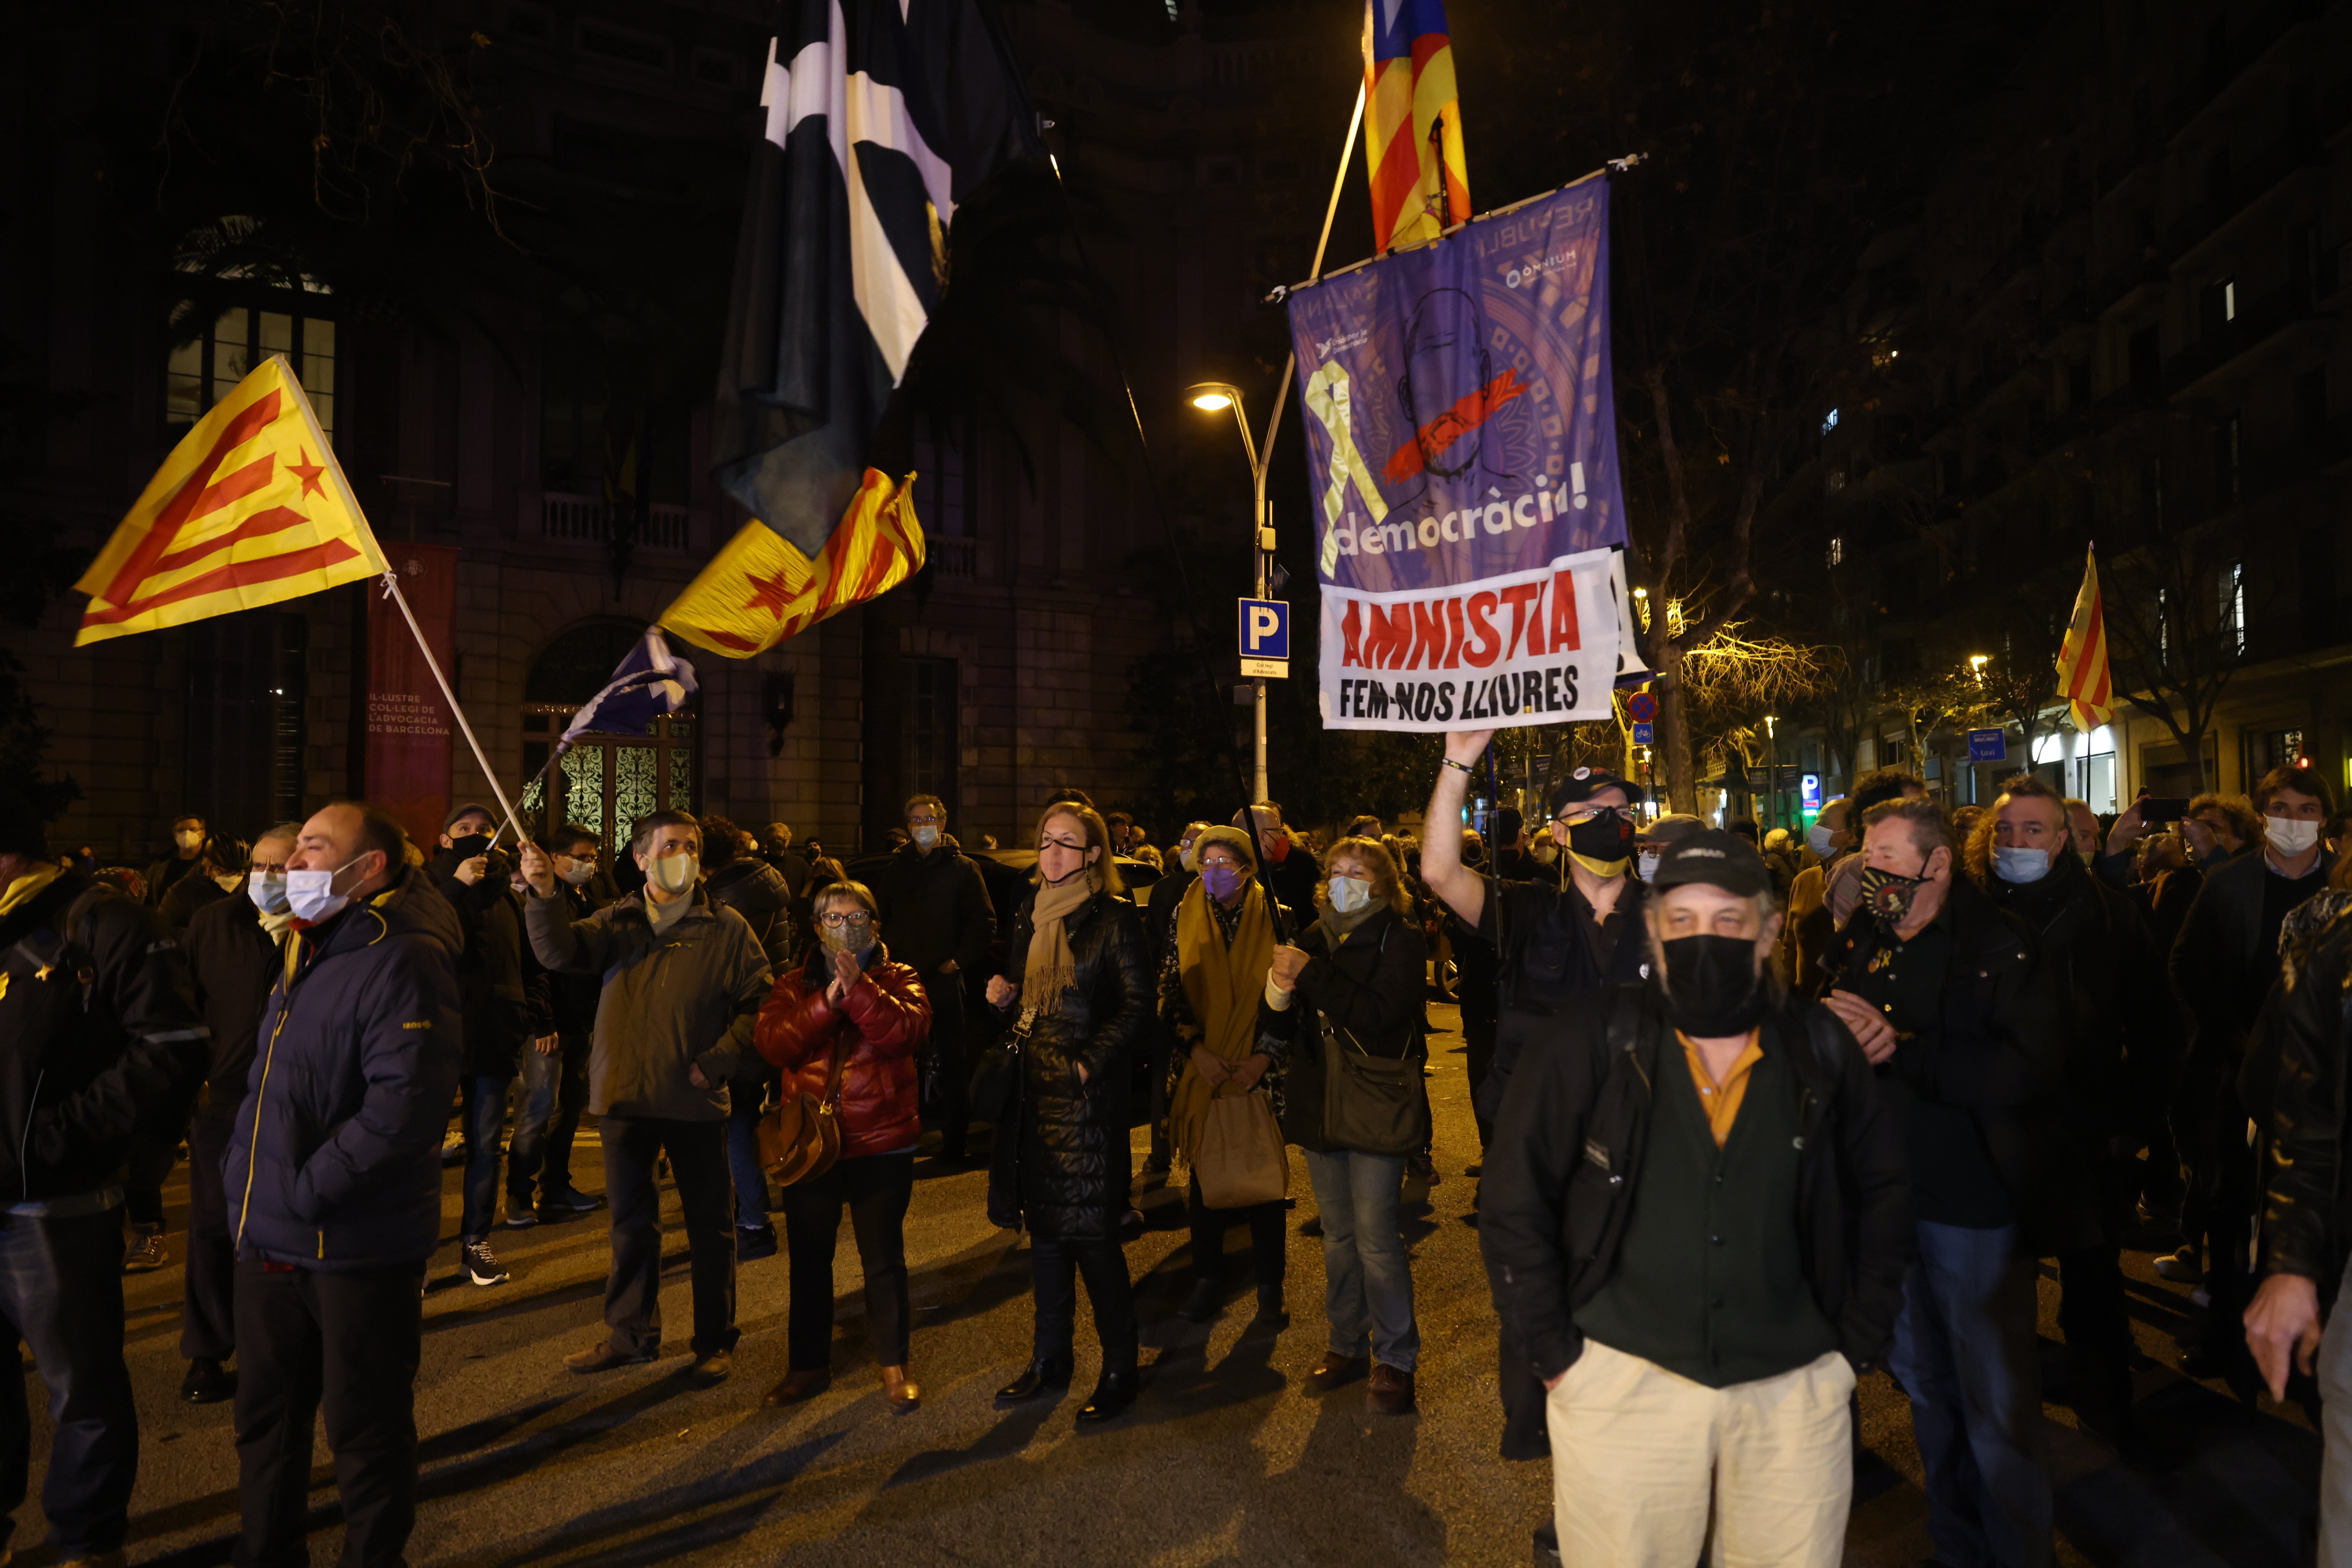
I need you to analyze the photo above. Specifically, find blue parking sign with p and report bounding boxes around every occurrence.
[1239,599,1290,677]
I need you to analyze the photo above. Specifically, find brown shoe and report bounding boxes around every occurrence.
[1368,1362,1416,1415]
[763,1368,831,1406]
[1306,1352,1370,1393]
[565,1342,656,1375]
[689,1349,732,1387]
[882,1365,920,1413]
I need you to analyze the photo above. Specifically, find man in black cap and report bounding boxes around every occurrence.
[1423,729,1655,1493]
[1481,828,1909,1567]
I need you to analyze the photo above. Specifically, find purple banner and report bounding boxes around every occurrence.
[1286,173,1635,731]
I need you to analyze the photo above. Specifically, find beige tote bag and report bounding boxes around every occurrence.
[1195,1087,1289,1209]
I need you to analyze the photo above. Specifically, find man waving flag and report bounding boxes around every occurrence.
[73,355,384,645]
[672,0,1041,658]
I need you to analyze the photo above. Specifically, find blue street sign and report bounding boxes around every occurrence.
[1800,773,1823,811]
[1967,727,2008,764]
[1239,598,1290,678]
[1631,722,1654,745]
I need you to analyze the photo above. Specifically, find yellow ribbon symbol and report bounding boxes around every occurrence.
[1303,362,1391,576]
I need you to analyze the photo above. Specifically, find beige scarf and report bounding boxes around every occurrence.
[1167,877,1275,1164]
[1021,868,1099,1016]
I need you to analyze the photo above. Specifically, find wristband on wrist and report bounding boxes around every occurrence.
[1442,756,1476,775]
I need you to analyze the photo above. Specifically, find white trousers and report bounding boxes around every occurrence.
[1547,1339,1856,1568]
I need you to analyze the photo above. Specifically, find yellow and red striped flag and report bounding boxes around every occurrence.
[1362,0,1469,254]
[2056,545,2113,731]
[657,469,924,657]
[74,355,385,645]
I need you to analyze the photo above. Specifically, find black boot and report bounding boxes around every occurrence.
[181,1357,236,1404]
[1177,1278,1221,1323]
[1077,1367,1138,1422]
[995,1355,1073,1404]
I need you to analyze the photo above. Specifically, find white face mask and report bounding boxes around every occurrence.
[247,871,290,915]
[1992,845,2052,884]
[1806,825,1837,858]
[212,871,242,892]
[911,824,941,850]
[1636,850,1662,883]
[2268,816,2322,859]
[1179,842,1201,873]
[1327,875,1372,914]
[286,855,368,923]
[646,850,699,896]
[559,860,597,886]
[175,828,204,851]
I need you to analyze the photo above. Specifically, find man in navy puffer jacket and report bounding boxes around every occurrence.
[222,802,460,1568]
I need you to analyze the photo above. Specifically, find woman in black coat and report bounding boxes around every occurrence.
[984,801,1155,1422]
[1263,836,1430,1415]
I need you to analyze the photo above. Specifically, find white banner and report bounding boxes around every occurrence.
[1317,545,1628,732]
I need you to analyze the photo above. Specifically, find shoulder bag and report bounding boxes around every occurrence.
[758,1040,848,1187]
[1197,1084,1289,1208]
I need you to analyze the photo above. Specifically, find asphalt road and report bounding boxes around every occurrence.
[17,1004,2324,1566]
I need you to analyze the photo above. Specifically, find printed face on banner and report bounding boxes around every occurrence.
[1286,174,1633,731]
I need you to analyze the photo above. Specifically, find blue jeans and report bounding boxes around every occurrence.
[1889,1221,2052,1568]
[507,1034,591,1207]
[725,1066,777,1230]
[457,1076,513,1242]
[1304,1148,1419,1372]
[0,1209,136,1557]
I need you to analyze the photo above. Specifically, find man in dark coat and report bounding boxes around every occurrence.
[144,812,216,908]
[177,820,303,1406]
[506,823,609,1221]
[1823,797,2064,1568]
[1970,775,2176,1437]
[702,815,796,1255]
[430,803,551,1287]
[1481,831,1909,1565]
[867,794,995,1163]
[222,802,462,1568]
[2166,766,2335,1378]
[0,790,209,1565]
[1235,801,1320,913]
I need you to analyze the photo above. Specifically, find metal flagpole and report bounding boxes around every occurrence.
[376,569,532,850]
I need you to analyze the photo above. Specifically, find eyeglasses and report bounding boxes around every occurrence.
[1552,805,1624,828]
[818,911,874,929]
[1197,854,1246,871]
[908,814,943,828]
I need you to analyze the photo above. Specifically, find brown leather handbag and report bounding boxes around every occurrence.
[756,1043,849,1188]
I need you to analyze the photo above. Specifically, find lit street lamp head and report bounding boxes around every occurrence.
[1189,390,1233,411]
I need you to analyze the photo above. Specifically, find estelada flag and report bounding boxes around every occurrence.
[660,471,923,657]
[1362,0,1469,254]
[2056,545,2113,731]
[75,354,384,645]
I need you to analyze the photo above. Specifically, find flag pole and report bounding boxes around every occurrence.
[272,356,535,851]
[1253,81,1365,517]
[376,569,533,851]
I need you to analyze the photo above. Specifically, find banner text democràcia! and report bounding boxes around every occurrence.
[1285,173,1643,734]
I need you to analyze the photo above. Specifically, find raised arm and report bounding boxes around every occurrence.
[1420,730,1495,927]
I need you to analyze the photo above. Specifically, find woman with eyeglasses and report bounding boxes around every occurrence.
[752,880,933,1412]
[1161,825,1290,1329]
[983,801,1155,1421]
[1264,835,1429,1414]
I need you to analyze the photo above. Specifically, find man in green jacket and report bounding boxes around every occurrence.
[522,810,771,1385]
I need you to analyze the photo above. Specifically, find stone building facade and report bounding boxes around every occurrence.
[2,0,1356,863]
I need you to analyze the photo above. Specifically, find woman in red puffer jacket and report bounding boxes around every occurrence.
[752,879,931,1412]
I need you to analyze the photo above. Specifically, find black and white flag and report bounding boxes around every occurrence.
[712,0,1041,554]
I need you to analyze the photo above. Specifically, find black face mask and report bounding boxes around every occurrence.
[1566,809,1632,864]
[1659,933,1766,1036]
[448,833,492,861]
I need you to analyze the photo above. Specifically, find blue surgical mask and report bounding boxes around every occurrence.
[911,824,941,850]
[1992,846,2052,885]
[247,871,290,915]
[1635,850,1661,883]
[1806,825,1836,858]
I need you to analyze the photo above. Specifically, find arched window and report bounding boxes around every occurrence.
[518,620,698,852]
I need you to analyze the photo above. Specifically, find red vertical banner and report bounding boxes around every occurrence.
[366,543,460,848]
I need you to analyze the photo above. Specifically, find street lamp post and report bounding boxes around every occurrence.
[1761,713,1778,835]
[1187,382,1272,802]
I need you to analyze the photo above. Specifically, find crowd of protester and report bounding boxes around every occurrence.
[4,728,2351,1567]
